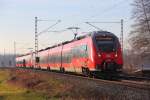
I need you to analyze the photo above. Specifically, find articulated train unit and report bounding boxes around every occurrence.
[16,31,123,77]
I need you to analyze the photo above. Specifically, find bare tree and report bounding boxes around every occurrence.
[130,0,150,55]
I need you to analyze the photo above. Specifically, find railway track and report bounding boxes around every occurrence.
[11,67,150,90]
[119,74,150,81]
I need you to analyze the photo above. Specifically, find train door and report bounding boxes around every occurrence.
[82,44,89,68]
[71,44,89,73]
[23,59,26,67]
[31,53,33,68]
[36,57,40,69]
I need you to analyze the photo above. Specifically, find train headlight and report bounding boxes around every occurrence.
[115,53,118,58]
[98,53,101,57]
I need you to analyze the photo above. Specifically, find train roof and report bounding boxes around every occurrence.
[92,31,117,37]
[17,31,117,57]
[44,31,116,50]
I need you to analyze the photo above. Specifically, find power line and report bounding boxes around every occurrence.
[47,29,67,33]
[37,29,69,50]
[86,21,121,24]
[38,20,61,36]
[85,22,102,30]
[37,19,57,21]
[87,0,130,19]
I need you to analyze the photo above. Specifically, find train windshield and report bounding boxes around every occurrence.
[95,36,116,52]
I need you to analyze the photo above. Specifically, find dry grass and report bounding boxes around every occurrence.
[0,69,45,100]
[0,68,149,100]
[7,69,111,100]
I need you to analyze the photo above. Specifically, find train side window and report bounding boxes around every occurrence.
[41,55,48,63]
[55,54,60,63]
[71,45,89,58]
[51,55,54,63]
[81,45,89,57]
[82,45,87,51]
[71,47,77,58]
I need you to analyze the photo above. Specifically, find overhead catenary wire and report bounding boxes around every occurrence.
[38,29,68,44]
[38,20,61,36]
[87,0,131,19]
[47,29,67,33]
[85,22,102,30]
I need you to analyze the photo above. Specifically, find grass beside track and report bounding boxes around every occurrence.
[0,69,45,100]
[0,67,149,100]
[0,68,107,100]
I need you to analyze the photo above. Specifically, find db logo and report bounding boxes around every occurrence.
[106,54,111,58]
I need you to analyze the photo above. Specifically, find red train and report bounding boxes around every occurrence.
[16,31,123,77]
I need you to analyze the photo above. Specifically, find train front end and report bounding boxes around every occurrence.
[92,31,123,74]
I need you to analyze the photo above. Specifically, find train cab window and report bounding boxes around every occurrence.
[95,36,116,52]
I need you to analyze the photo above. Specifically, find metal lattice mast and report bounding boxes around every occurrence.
[35,17,38,68]
[121,19,123,53]
[34,17,61,68]
[14,41,16,67]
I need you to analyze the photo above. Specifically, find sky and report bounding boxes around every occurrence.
[0,0,133,54]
